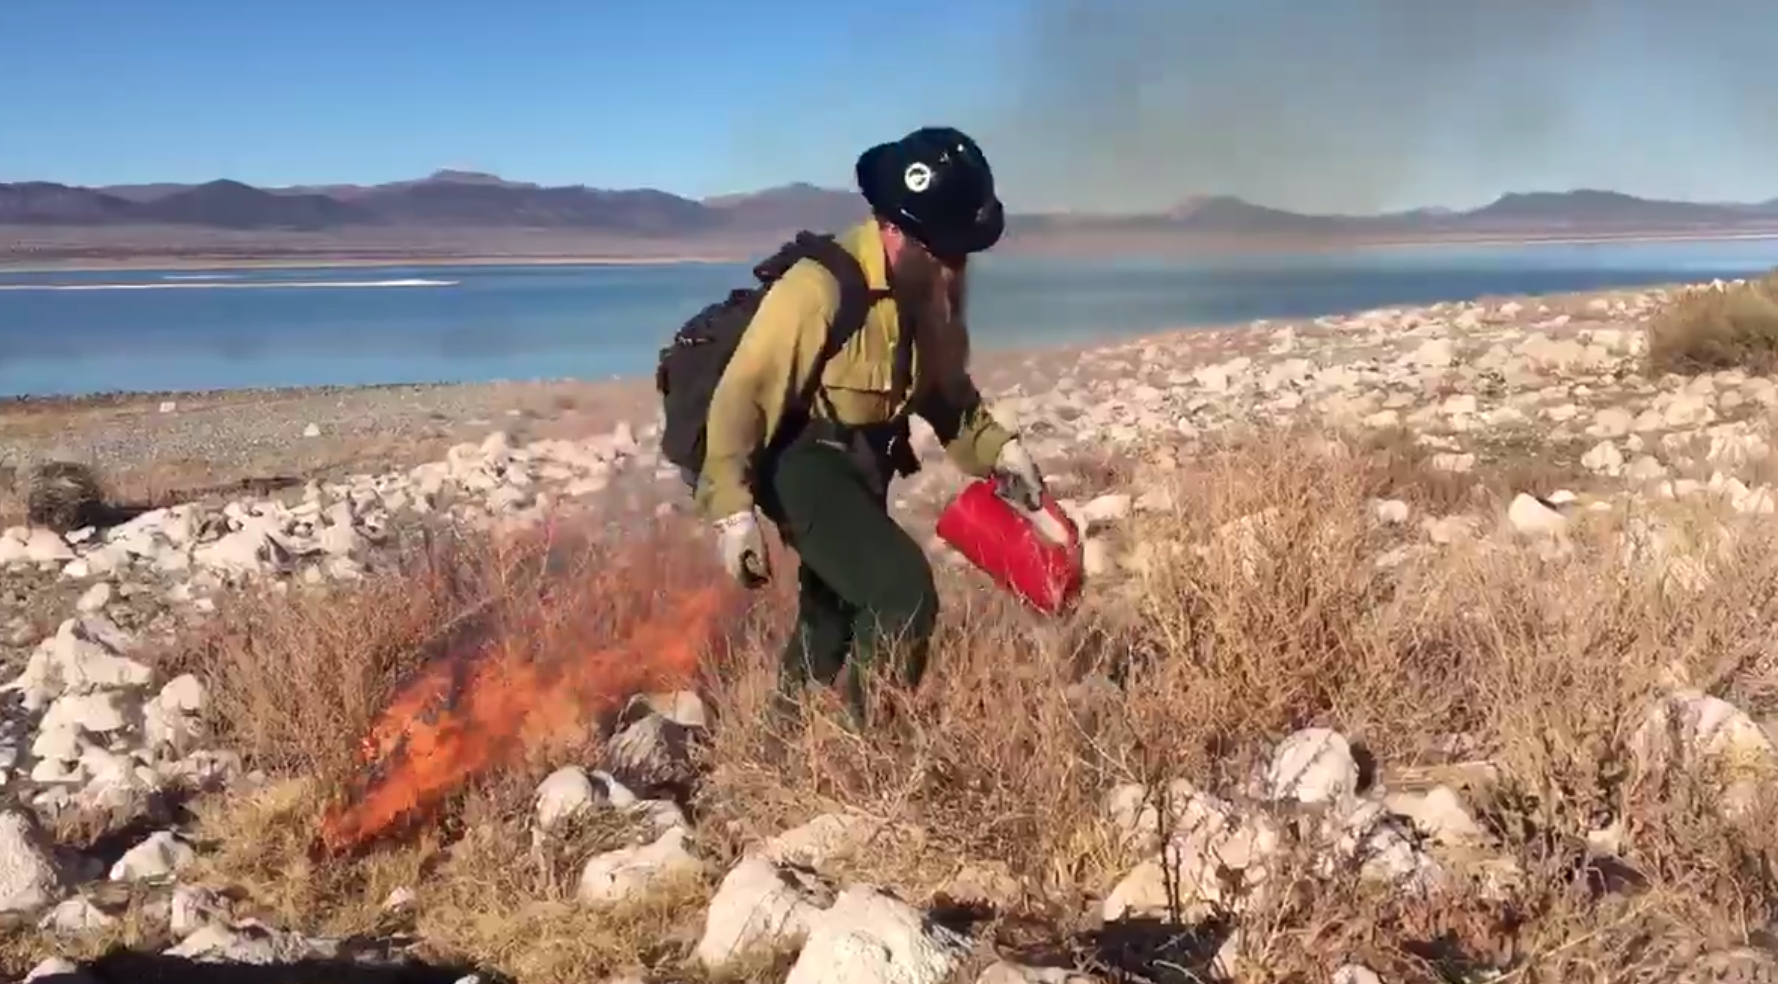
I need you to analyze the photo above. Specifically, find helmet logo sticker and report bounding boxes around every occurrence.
[904,162,932,193]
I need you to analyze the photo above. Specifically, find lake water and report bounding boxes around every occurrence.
[4,238,1778,398]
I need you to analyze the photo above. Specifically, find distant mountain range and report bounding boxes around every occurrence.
[8,170,1778,268]
[0,171,866,236]
[7,170,1778,238]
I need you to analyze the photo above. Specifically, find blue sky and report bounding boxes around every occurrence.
[5,0,1775,213]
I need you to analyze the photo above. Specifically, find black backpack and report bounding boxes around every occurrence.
[655,231,889,484]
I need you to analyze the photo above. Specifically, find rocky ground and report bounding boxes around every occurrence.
[0,377,658,526]
[7,276,1778,983]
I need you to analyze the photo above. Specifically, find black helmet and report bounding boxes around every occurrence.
[856,126,1005,261]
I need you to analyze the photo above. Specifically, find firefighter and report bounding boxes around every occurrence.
[695,125,1047,727]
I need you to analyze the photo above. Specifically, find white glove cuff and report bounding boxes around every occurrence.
[714,511,755,534]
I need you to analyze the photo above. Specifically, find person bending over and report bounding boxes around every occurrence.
[696,126,1047,727]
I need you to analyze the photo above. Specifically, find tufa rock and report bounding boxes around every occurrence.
[166,920,340,963]
[0,810,64,914]
[109,830,196,882]
[1264,727,1361,810]
[783,885,972,984]
[26,958,98,983]
[696,856,835,971]
[576,826,702,904]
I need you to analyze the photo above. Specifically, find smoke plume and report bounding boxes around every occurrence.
[979,0,1775,214]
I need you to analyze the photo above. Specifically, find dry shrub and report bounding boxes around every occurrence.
[21,461,107,533]
[165,537,470,784]
[92,428,1778,983]
[157,512,765,982]
[180,768,714,984]
[407,774,714,984]
[0,457,221,531]
[1648,270,1778,375]
[0,903,171,978]
[1350,424,1597,513]
[167,513,754,790]
[695,428,1778,982]
[185,776,439,936]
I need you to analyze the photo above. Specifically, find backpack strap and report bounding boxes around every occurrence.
[785,233,893,420]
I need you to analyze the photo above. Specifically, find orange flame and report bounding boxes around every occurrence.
[316,531,740,857]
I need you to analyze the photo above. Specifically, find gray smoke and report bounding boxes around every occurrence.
[976,0,1777,214]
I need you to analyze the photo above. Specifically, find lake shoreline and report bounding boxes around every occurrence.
[0,274,1731,411]
[0,275,1691,414]
[0,276,1682,545]
[11,228,1778,274]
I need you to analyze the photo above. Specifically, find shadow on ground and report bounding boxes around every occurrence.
[33,949,506,984]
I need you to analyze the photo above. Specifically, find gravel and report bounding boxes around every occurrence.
[2,379,659,506]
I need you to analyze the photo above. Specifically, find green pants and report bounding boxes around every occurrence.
[756,436,939,725]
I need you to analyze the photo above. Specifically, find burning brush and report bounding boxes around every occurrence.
[314,531,744,859]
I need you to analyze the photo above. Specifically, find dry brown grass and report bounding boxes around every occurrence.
[11,426,1778,983]
[160,535,485,786]
[0,900,176,975]
[1344,423,1599,512]
[110,514,760,982]
[1647,270,1778,376]
[694,431,1778,982]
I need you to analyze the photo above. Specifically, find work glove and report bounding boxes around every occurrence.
[714,510,771,588]
[990,439,1046,512]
